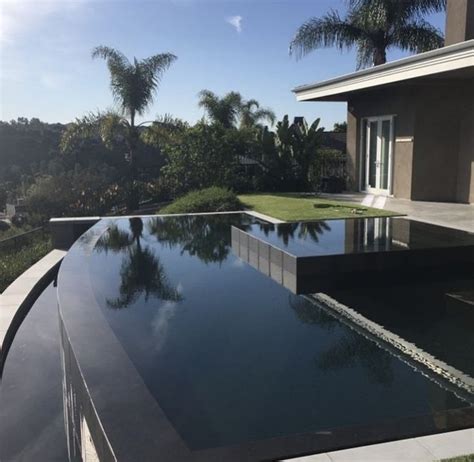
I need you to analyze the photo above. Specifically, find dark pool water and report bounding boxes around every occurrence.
[325,276,474,377]
[87,214,471,450]
[0,283,68,462]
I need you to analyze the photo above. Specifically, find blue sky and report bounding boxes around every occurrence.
[0,0,445,129]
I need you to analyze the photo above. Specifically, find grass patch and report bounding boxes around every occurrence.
[0,224,30,241]
[238,193,399,221]
[161,187,242,214]
[440,456,474,462]
[0,237,52,293]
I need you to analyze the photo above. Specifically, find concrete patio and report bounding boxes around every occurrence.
[320,193,474,233]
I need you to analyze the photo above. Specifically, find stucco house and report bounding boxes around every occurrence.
[293,0,474,204]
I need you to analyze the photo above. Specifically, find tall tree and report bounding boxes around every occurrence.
[290,0,445,69]
[198,90,243,128]
[240,99,276,129]
[61,46,177,210]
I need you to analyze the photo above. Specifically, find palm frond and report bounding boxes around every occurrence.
[348,0,446,18]
[60,112,102,154]
[92,46,130,70]
[98,112,128,149]
[355,38,376,69]
[92,46,177,121]
[394,18,444,53]
[290,10,364,59]
[291,0,444,67]
[253,108,276,126]
[198,90,242,128]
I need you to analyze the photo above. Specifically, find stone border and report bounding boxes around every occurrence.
[244,210,285,224]
[285,428,474,461]
[0,249,66,375]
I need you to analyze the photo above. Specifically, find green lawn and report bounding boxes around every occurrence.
[441,456,474,462]
[238,193,400,222]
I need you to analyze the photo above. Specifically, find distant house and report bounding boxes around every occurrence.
[6,199,27,219]
[293,0,474,203]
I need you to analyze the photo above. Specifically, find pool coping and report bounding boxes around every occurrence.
[284,427,474,461]
[56,214,474,462]
[309,293,474,399]
[0,248,66,375]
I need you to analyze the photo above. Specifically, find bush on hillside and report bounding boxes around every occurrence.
[160,187,242,214]
[0,221,11,232]
[0,236,52,292]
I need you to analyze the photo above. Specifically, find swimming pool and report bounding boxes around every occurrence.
[56,213,473,461]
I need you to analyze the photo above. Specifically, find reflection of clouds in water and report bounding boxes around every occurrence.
[232,258,245,268]
[151,301,180,352]
[176,282,184,294]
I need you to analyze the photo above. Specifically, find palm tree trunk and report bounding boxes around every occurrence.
[126,110,139,211]
[373,47,387,66]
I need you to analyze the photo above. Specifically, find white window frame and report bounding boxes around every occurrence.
[359,115,395,195]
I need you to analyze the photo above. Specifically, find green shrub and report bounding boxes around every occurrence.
[160,123,258,197]
[160,187,242,214]
[0,237,52,292]
[0,221,11,232]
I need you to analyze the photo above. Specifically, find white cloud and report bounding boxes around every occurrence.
[226,15,242,33]
[151,300,180,352]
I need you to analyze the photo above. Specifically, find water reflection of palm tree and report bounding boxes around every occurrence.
[275,221,331,246]
[290,295,394,385]
[96,218,182,309]
[148,214,254,264]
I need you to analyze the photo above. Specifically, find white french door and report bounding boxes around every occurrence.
[360,116,394,195]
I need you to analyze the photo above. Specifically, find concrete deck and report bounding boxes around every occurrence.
[285,428,474,461]
[319,193,474,233]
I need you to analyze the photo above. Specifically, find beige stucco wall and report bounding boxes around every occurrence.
[347,86,416,199]
[456,88,474,203]
[411,85,463,202]
[445,0,474,45]
[346,80,474,203]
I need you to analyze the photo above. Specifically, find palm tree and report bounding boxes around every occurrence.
[91,46,176,133]
[61,46,177,209]
[290,0,445,69]
[95,218,183,309]
[197,90,243,128]
[240,99,276,129]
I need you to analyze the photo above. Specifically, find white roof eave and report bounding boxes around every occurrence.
[293,40,474,101]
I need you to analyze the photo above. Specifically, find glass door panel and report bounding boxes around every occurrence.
[361,117,393,194]
[380,120,391,190]
[368,121,378,189]
[360,119,367,188]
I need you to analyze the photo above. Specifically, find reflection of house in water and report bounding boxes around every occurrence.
[232,217,474,294]
[344,217,411,253]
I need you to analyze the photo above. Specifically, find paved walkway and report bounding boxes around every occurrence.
[285,428,474,461]
[320,193,474,233]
